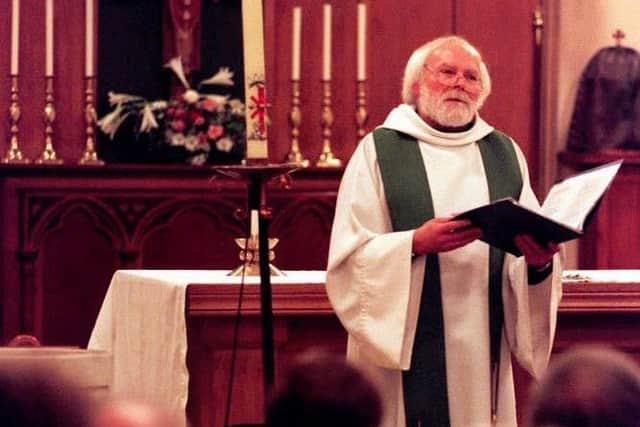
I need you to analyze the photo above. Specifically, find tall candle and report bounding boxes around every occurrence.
[250,209,259,238]
[45,0,53,76]
[291,6,301,80]
[10,0,19,75]
[241,0,269,160]
[357,3,366,80]
[85,0,94,76]
[322,4,331,81]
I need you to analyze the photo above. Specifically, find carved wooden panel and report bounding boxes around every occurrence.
[0,166,340,347]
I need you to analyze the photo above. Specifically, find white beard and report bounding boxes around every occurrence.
[417,87,479,127]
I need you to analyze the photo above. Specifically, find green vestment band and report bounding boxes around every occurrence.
[373,127,522,427]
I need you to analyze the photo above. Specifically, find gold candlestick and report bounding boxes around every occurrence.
[229,236,284,276]
[316,80,341,167]
[355,79,369,139]
[3,75,30,164]
[79,76,104,165]
[36,76,63,164]
[285,79,309,167]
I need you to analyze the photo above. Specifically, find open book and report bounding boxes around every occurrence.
[454,160,623,256]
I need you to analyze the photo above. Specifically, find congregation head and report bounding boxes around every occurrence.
[266,350,383,427]
[526,345,640,427]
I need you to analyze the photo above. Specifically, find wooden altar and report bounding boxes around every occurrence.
[182,270,640,427]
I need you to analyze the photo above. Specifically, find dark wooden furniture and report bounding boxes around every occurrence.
[185,271,640,427]
[0,165,340,346]
[558,150,640,268]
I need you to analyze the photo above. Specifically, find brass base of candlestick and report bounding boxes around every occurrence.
[286,150,310,167]
[3,142,30,164]
[79,150,104,166]
[228,237,285,277]
[79,76,104,165]
[285,79,310,167]
[316,149,342,167]
[315,80,341,168]
[2,154,30,164]
[37,76,63,165]
[4,75,30,164]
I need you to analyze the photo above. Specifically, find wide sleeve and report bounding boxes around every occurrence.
[326,134,423,370]
[502,141,564,379]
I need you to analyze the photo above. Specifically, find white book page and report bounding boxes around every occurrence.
[541,161,622,230]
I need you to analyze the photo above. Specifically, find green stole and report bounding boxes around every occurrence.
[373,127,522,427]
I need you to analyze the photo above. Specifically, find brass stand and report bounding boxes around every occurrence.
[285,79,309,167]
[316,80,341,167]
[79,76,104,165]
[228,236,284,276]
[3,75,29,164]
[355,79,369,139]
[36,76,63,164]
[213,163,299,396]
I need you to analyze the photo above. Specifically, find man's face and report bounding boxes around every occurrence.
[416,43,483,128]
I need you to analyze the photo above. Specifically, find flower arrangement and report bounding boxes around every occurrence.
[98,57,245,165]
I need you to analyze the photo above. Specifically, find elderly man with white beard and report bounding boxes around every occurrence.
[326,36,563,427]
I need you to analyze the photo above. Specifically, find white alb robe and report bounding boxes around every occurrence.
[326,104,563,427]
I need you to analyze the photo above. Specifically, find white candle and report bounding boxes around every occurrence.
[241,0,269,160]
[357,3,366,80]
[291,6,301,80]
[10,0,19,75]
[45,0,53,76]
[85,0,94,76]
[322,4,332,81]
[250,209,259,238]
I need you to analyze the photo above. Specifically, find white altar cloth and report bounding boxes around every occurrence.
[87,269,326,421]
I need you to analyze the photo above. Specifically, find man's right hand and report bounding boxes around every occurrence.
[412,217,482,255]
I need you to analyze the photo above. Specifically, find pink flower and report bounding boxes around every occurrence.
[201,98,218,112]
[173,108,186,119]
[207,125,224,140]
[171,120,186,132]
[189,111,205,126]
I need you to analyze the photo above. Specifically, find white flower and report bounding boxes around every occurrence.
[107,91,142,106]
[150,100,167,110]
[216,137,234,152]
[163,56,191,89]
[184,135,199,151]
[229,99,245,116]
[97,104,130,139]
[200,67,234,86]
[190,154,208,165]
[183,89,200,104]
[139,104,159,133]
[167,131,186,146]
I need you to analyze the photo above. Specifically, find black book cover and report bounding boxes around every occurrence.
[454,198,582,256]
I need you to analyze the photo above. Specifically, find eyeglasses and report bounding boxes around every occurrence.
[424,64,482,91]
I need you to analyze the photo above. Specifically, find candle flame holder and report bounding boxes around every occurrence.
[3,75,30,164]
[36,76,63,164]
[316,80,342,167]
[79,76,104,165]
[285,79,309,167]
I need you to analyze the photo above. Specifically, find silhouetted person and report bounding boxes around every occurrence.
[267,351,383,427]
[527,345,640,427]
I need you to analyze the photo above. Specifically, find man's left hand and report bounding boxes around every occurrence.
[514,234,559,268]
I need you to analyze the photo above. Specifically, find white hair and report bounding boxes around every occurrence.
[401,35,492,107]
